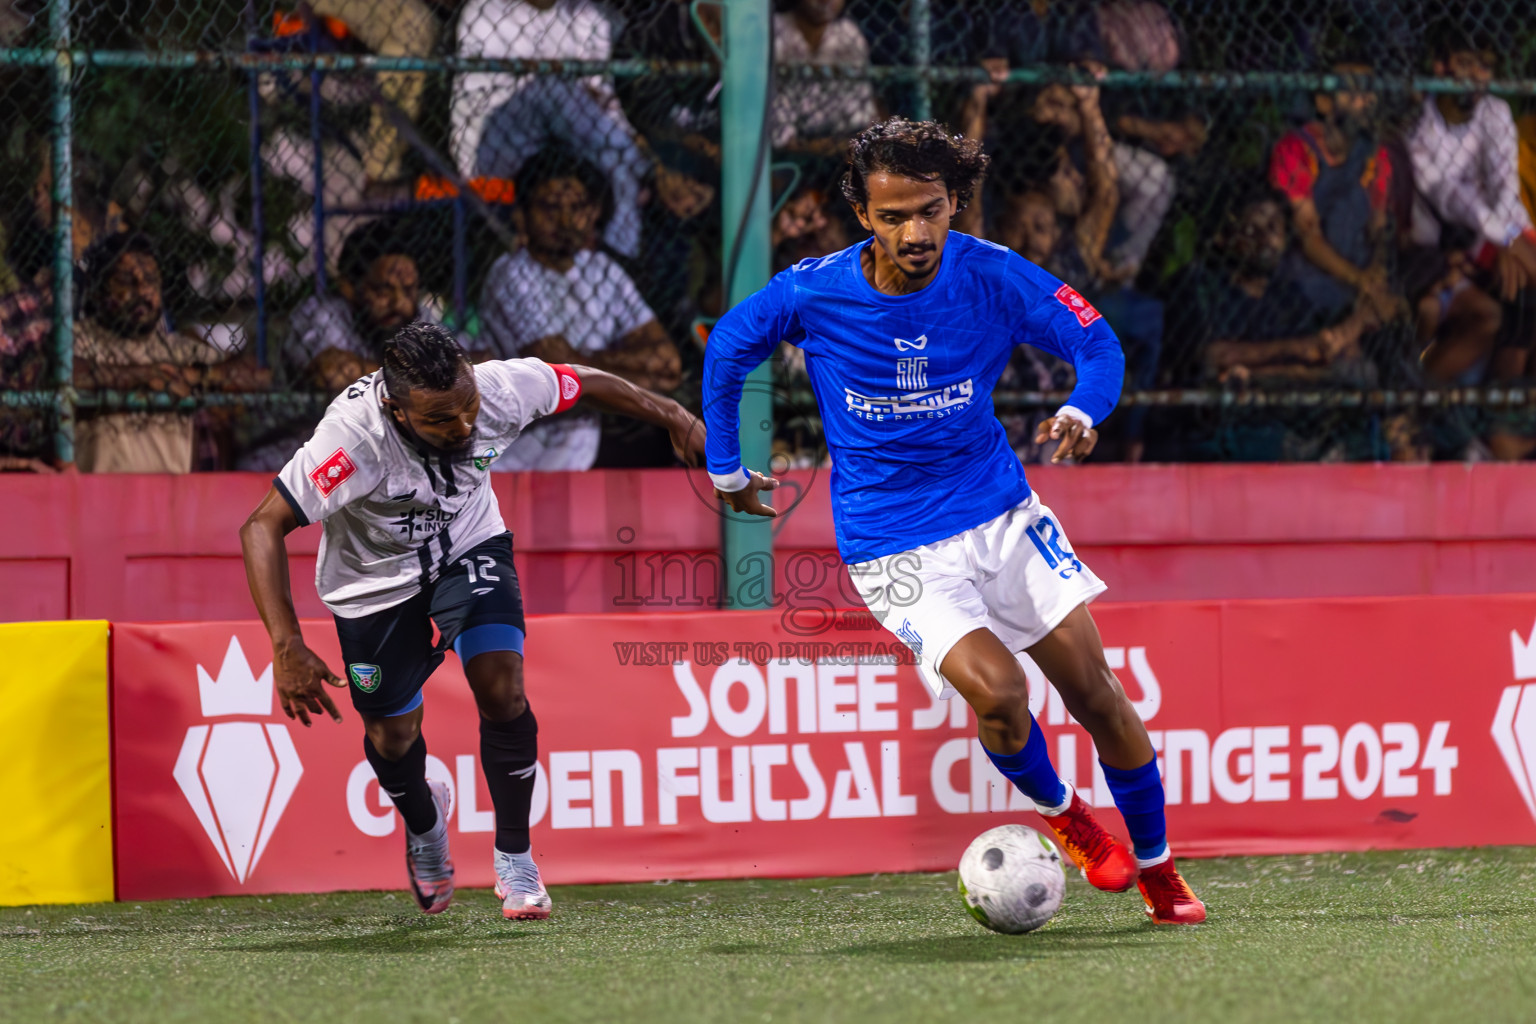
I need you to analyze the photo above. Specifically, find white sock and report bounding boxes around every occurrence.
[1034,780,1074,818]
[1136,846,1171,869]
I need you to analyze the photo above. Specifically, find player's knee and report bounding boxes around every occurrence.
[365,717,420,760]
[963,664,1032,741]
[1071,668,1131,727]
[468,651,526,721]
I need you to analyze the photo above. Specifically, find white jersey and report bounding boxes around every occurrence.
[275,358,582,617]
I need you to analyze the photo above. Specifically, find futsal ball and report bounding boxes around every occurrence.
[957,824,1066,934]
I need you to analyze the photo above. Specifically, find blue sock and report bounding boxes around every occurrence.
[1099,757,1168,862]
[983,716,1068,811]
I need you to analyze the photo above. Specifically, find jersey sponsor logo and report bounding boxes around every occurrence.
[473,447,498,471]
[348,663,382,693]
[309,447,357,497]
[896,357,928,390]
[1054,283,1102,327]
[391,505,458,541]
[893,334,929,351]
[844,379,974,421]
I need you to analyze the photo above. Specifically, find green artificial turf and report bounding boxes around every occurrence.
[5,848,1536,1024]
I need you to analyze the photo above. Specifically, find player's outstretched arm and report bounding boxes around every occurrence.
[239,487,345,727]
[568,364,707,466]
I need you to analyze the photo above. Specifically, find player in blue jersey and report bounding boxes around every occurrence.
[702,119,1204,924]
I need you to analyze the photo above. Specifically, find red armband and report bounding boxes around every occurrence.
[549,363,582,413]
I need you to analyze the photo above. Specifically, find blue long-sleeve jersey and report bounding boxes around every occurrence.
[703,232,1125,563]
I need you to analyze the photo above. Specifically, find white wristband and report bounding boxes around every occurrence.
[1055,405,1094,430]
[710,467,750,492]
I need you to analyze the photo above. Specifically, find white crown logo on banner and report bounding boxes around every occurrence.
[1492,620,1536,823]
[196,637,274,717]
[173,636,303,884]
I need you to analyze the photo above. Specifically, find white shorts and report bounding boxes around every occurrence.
[850,494,1106,699]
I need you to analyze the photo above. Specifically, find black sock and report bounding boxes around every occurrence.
[481,704,538,854]
[364,733,439,835]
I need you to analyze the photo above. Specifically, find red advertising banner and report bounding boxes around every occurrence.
[112,595,1536,901]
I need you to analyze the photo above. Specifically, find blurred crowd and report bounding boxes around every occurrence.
[3,0,1536,474]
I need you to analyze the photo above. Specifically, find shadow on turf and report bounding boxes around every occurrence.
[703,924,1150,964]
[217,920,540,955]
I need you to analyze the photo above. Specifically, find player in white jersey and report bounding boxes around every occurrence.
[241,322,705,919]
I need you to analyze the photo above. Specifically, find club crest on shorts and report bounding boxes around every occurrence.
[348,663,382,692]
[473,446,498,470]
[896,618,923,657]
[1053,283,1102,327]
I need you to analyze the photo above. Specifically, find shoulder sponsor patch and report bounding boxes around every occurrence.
[308,447,357,497]
[1053,283,1102,328]
[549,362,583,413]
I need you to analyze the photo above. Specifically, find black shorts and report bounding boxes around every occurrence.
[334,532,526,717]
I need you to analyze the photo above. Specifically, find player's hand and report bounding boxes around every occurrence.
[1035,414,1099,464]
[1496,245,1533,301]
[668,410,707,467]
[272,636,345,727]
[715,470,781,518]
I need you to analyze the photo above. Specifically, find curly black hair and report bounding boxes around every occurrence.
[841,118,990,214]
[381,321,471,397]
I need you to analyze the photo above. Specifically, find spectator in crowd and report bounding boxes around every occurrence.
[772,183,850,272]
[1152,190,1386,460]
[0,155,124,471]
[1269,59,1401,326]
[481,148,681,470]
[614,0,723,166]
[1025,73,1173,285]
[964,68,1162,461]
[634,139,720,357]
[453,0,648,258]
[72,234,268,473]
[0,220,57,473]
[286,220,427,388]
[237,220,438,471]
[1407,27,1536,392]
[1182,191,1379,386]
[771,0,879,157]
[307,0,448,196]
[971,2,1188,282]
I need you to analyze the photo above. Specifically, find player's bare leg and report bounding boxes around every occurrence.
[464,649,550,920]
[940,627,1138,893]
[361,704,456,914]
[1028,603,1206,924]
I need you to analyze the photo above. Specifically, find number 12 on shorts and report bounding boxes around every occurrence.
[459,555,501,583]
[1027,516,1083,580]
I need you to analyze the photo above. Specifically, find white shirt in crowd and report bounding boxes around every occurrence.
[275,358,578,616]
[451,0,616,176]
[1408,94,1533,249]
[770,13,876,148]
[480,247,656,471]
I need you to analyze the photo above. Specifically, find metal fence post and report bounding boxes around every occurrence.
[719,0,774,610]
[911,0,931,121]
[49,0,73,464]
[245,1,268,368]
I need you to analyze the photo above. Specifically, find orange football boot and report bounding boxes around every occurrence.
[1037,792,1139,892]
[1137,857,1207,924]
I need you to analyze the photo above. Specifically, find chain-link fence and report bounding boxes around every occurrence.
[3,0,1536,473]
